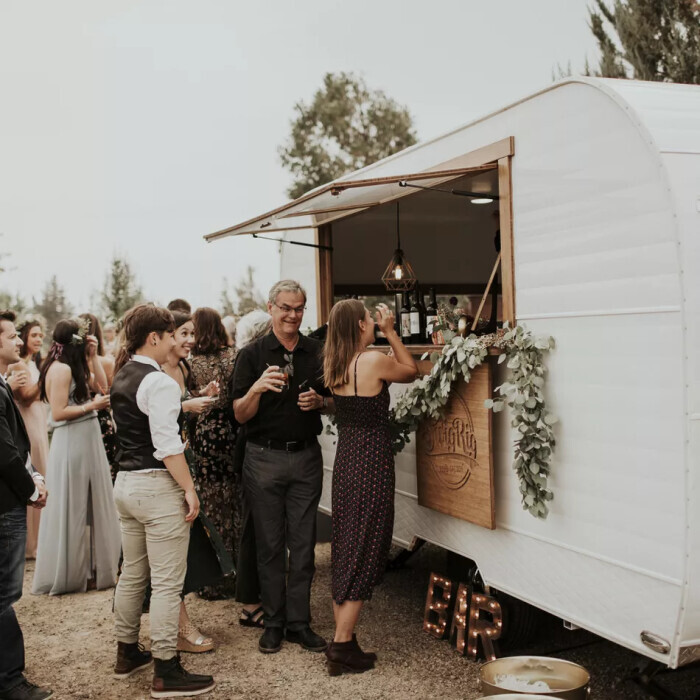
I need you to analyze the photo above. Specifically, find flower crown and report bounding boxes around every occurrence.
[71,317,91,345]
[16,313,47,332]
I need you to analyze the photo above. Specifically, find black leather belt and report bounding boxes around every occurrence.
[249,437,318,452]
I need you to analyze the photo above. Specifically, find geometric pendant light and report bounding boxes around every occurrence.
[381,200,417,292]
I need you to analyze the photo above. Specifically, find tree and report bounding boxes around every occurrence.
[100,255,143,323]
[279,72,418,199]
[220,266,265,317]
[0,292,28,316]
[589,0,700,82]
[33,276,73,334]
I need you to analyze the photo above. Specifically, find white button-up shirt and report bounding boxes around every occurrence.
[131,355,185,463]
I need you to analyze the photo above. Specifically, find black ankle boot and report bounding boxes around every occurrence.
[151,655,215,698]
[325,641,375,676]
[351,634,377,662]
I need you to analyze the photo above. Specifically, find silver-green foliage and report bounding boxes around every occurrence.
[484,325,557,518]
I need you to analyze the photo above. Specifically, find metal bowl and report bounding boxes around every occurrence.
[479,656,590,700]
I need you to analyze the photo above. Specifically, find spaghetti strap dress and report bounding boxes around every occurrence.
[331,353,395,604]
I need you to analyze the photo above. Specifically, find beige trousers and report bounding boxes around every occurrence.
[113,470,189,660]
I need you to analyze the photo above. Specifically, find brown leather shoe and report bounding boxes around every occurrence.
[325,641,375,676]
[114,641,152,678]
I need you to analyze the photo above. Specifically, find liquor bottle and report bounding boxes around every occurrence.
[394,292,403,336]
[425,287,438,341]
[410,288,422,344]
[400,292,412,343]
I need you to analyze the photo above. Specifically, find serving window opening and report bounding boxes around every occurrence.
[316,158,515,347]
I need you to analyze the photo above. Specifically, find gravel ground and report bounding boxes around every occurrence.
[15,542,700,699]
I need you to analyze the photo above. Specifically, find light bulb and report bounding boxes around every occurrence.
[394,266,403,280]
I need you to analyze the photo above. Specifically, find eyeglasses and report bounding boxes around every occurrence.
[273,303,306,315]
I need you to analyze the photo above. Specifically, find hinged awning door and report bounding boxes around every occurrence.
[204,137,513,242]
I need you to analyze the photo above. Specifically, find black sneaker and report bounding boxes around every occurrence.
[151,655,214,698]
[258,627,284,654]
[0,680,53,700]
[285,626,328,652]
[114,641,153,678]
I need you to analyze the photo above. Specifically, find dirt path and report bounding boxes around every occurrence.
[17,544,484,700]
[17,542,700,699]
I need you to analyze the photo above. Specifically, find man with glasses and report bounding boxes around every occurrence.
[233,280,332,654]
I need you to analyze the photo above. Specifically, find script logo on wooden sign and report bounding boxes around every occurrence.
[416,363,494,529]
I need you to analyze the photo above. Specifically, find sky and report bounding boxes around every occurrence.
[0,0,598,313]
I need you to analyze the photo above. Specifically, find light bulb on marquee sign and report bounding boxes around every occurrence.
[423,572,502,660]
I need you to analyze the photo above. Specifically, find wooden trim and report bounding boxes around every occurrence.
[333,283,502,296]
[471,254,501,331]
[316,225,333,327]
[326,163,496,194]
[498,156,516,324]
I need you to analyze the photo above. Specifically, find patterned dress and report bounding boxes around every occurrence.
[189,346,241,598]
[331,354,395,604]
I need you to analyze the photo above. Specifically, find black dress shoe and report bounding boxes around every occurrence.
[285,626,328,652]
[259,627,284,654]
[0,680,53,700]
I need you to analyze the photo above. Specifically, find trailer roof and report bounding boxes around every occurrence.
[204,77,700,243]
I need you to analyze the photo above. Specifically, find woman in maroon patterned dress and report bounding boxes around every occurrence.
[323,299,417,675]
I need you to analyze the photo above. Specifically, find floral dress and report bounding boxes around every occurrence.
[189,346,241,598]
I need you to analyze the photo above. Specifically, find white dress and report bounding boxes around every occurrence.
[32,382,121,595]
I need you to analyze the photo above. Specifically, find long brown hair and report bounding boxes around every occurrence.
[114,304,175,373]
[18,320,44,368]
[323,299,366,389]
[192,307,228,356]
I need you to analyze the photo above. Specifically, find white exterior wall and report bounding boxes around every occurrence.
[282,79,700,664]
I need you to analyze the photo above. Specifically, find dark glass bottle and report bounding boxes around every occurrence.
[416,284,427,340]
[410,288,422,344]
[374,320,387,345]
[425,287,438,341]
[400,292,412,342]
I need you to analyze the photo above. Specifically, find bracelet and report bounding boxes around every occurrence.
[81,404,87,415]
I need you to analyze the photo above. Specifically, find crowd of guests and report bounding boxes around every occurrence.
[0,279,418,699]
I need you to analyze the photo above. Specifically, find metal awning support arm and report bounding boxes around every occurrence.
[251,233,333,251]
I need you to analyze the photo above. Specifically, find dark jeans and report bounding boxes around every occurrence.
[0,506,28,691]
[235,493,261,605]
[243,441,322,631]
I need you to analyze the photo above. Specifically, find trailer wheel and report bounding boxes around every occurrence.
[494,590,549,650]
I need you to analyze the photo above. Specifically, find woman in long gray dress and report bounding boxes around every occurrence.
[32,319,121,595]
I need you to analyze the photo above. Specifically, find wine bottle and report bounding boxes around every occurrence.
[410,288,422,344]
[400,292,412,342]
[425,287,438,341]
[416,283,427,340]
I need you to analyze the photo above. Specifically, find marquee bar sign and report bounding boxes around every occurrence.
[416,363,495,529]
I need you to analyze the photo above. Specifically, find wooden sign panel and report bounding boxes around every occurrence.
[416,363,495,529]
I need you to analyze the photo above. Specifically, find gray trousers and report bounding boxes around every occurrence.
[242,441,322,630]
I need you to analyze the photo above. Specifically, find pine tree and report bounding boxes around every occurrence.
[0,292,28,316]
[33,276,73,335]
[220,266,265,317]
[100,255,143,323]
[589,0,700,82]
[279,72,418,199]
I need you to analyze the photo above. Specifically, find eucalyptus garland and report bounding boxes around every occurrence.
[324,324,557,519]
[485,325,557,518]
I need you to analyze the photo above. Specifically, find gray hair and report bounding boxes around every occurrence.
[268,279,307,305]
[235,310,272,349]
[221,315,237,342]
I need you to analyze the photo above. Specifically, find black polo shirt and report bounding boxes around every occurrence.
[231,331,330,444]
